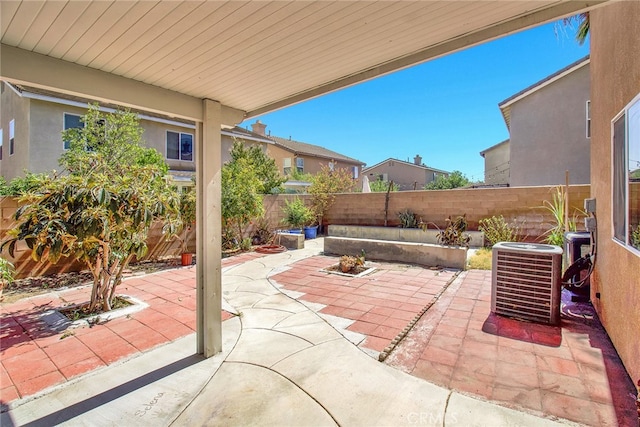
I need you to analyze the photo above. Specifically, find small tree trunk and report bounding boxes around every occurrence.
[108,254,132,305]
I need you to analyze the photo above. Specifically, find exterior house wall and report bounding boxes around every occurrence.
[364,160,445,190]
[509,64,590,186]
[0,83,31,180]
[590,1,640,385]
[267,144,362,188]
[482,141,510,185]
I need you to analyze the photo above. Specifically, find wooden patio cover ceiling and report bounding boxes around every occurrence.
[1,1,603,120]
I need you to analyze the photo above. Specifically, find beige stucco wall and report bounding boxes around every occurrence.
[266,144,362,188]
[0,82,31,181]
[590,1,640,385]
[363,160,445,190]
[482,141,510,185]
[509,63,590,186]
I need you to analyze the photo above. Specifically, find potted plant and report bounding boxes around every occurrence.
[178,189,196,265]
[282,198,313,234]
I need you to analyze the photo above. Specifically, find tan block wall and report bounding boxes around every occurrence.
[263,185,591,242]
[590,1,640,385]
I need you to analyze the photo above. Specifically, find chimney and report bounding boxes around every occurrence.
[251,120,267,136]
[414,154,422,165]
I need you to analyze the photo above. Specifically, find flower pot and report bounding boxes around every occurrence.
[304,225,318,239]
[181,253,193,266]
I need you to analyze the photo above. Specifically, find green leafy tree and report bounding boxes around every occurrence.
[1,104,180,312]
[308,164,355,229]
[370,179,399,192]
[0,172,51,196]
[229,139,285,194]
[424,171,469,190]
[222,154,265,241]
[286,168,314,183]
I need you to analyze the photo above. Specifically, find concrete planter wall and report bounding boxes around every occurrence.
[328,225,484,248]
[324,225,477,270]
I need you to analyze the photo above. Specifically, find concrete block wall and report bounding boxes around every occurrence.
[263,185,591,242]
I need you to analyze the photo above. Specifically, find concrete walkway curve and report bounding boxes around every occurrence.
[3,239,570,426]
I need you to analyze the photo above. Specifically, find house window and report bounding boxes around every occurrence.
[328,161,335,172]
[352,166,359,179]
[283,157,292,175]
[296,157,304,173]
[63,113,83,149]
[166,131,193,161]
[612,92,640,252]
[586,100,591,139]
[9,120,15,156]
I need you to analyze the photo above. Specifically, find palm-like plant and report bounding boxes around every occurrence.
[562,12,590,45]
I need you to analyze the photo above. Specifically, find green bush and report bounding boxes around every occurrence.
[282,198,313,229]
[479,215,521,247]
[398,209,419,228]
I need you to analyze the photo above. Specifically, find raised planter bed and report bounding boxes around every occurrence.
[324,236,467,270]
[328,225,484,247]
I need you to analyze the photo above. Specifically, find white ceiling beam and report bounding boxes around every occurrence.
[0,44,245,125]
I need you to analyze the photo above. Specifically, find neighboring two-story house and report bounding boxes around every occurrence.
[480,56,590,187]
[479,139,510,186]
[0,82,273,189]
[362,155,449,191]
[249,121,364,189]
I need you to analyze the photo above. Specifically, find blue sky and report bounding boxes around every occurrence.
[242,21,589,182]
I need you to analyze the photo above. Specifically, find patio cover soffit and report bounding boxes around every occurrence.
[0,1,604,123]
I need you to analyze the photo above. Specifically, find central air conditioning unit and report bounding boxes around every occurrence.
[491,242,563,325]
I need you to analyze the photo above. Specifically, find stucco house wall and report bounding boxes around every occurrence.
[0,82,31,180]
[590,1,640,386]
[0,88,274,184]
[480,139,510,185]
[363,158,448,191]
[509,63,590,186]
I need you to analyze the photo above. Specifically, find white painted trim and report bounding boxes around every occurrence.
[500,59,590,110]
[221,129,273,144]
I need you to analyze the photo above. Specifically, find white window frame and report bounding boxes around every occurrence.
[166,130,193,162]
[296,157,304,173]
[611,92,640,253]
[283,157,292,175]
[586,100,591,139]
[9,119,15,156]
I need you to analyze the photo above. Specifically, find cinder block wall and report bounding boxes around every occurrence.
[263,185,591,242]
[1,185,590,279]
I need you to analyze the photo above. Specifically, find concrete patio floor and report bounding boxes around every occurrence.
[0,238,637,426]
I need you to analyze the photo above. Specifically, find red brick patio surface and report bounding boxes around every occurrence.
[273,257,637,426]
[2,251,637,426]
[0,252,263,405]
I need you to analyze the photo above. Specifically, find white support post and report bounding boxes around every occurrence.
[196,99,223,356]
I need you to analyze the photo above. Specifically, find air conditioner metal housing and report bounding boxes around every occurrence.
[491,242,563,325]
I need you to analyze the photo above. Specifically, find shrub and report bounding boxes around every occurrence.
[282,198,313,229]
[542,186,585,246]
[370,179,399,192]
[398,209,420,228]
[479,215,522,247]
[429,215,471,247]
